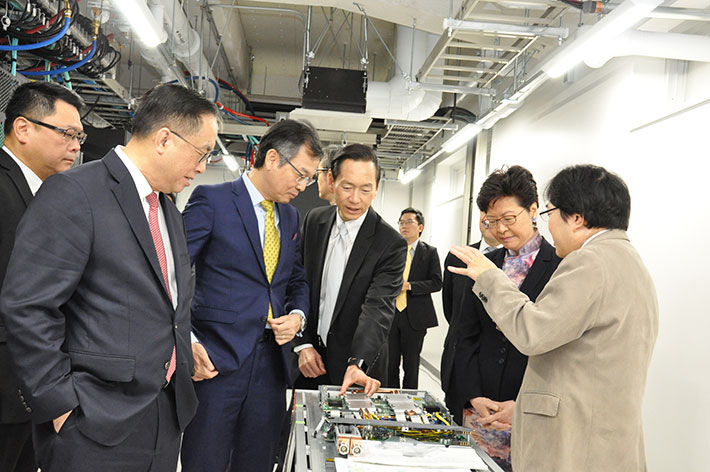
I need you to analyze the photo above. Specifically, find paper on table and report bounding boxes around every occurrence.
[334,458,473,472]
[346,439,488,470]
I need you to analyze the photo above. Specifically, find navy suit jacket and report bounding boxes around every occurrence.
[0,150,198,446]
[182,177,309,383]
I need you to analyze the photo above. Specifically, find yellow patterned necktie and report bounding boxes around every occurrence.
[395,245,412,312]
[261,200,280,319]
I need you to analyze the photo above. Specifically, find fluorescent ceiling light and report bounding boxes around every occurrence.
[114,0,167,47]
[222,153,239,173]
[398,168,422,185]
[542,0,663,78]
[442,123,482,153]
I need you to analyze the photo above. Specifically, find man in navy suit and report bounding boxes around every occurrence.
[0,84,218,471]
[180,119,322,471]
[0,82,84,472]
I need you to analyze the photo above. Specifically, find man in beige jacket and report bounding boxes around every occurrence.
[450,164,658,471]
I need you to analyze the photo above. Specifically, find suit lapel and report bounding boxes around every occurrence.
[409,240,425,277]
[162,193,188,310]
[330,208,377,325]
[232,178,267,279]
[519,237,554,297]
[103,151,170,303]
[310,207,336,311]
[272,202,292,281]
[0,150,33,207]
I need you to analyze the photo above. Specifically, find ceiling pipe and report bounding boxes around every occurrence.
[443,18,569,39]
[584,29,710,68]
[366,24,442,121]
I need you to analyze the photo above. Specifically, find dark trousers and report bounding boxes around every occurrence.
[387,309,426,389]
[0,421,35,472]
[32,384,180,472]
[181,333,287,472]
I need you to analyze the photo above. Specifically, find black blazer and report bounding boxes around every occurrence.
[0,150,198,446]
[403,240,442,330]
[452,237,561,408]
[0,149,33,423]
[440,241,480,406]
[296,206,406,384]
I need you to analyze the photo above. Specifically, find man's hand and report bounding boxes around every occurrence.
[192,342,219,381]
[268,313,301,345]
[298,347,327,378]
[339,365,380,396]
[53,409,73,433]
[448,245,497,281]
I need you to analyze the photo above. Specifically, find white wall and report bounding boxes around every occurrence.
[485,56,710,471]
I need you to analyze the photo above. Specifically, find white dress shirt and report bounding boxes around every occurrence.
[115,146,177,309]
[4,145,42,196]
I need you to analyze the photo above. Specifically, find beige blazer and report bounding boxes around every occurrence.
[474,230,658,471]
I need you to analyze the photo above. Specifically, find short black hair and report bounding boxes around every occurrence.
[253,119,322,168]
[476,165,539,212]
[4,82,84,136]
[130,84,219,138]
[400,207,425,235]
[321,144,341,168]
[331,143,381,185]
[545,164,630,230]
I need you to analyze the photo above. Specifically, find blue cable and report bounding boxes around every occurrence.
[0,16,71,51]
[21,40,97,77]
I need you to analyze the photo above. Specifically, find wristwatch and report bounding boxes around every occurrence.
[347,357,367,371]
[296,312,307,337]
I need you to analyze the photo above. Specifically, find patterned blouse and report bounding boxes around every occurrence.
[501,231,542,287]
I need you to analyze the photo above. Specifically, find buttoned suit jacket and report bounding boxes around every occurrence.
[0,150,198,447]
[474,230,658,471]
[453,237,560,410]
[401,240,442,330]
[296,206,407,384]
[0,149,33,423]
[182,177,309,382]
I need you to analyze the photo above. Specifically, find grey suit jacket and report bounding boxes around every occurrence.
[474,230,658,472]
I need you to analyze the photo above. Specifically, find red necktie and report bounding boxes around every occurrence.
[146,193,176,383]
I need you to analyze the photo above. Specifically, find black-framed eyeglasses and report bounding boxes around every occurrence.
[283,157,317,187]
[21,115,87,145]
[483,208,525,229]
[315,167,329,181]
[539,206,558,222]
[169,129,219,164]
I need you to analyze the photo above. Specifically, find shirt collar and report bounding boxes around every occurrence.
[243,171,267,207]
[582,229,609,248]
[335,207,368,240]
[408,238,420,251]
[4,145,42,195]
[114,146,154,200]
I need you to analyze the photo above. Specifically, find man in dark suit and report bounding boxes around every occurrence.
[0,84,218,472]
[180,119,321,471]
[294,144,406,395]
[387,208,442,389]
[0,82,84,472]
[441,212,499,421]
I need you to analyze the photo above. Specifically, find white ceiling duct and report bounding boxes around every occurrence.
[584,29,710,69]
[366,24,442,121]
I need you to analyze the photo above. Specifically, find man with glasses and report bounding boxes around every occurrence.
[450,165,658,471]
[180,119,322,471]
[387,208,442,389]
[316,144,340,205]
[0,82,83,472]
[1,84,218,471]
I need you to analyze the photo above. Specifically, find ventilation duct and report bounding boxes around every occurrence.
[366,25,441,121]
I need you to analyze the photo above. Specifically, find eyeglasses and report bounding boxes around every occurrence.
[22,115,87,145]
[483,208,525,229]
[315,167,329,181]
[539,206,558,222]
[283,156,317,187]
[398,219,419,226]
[169,129,219,164]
